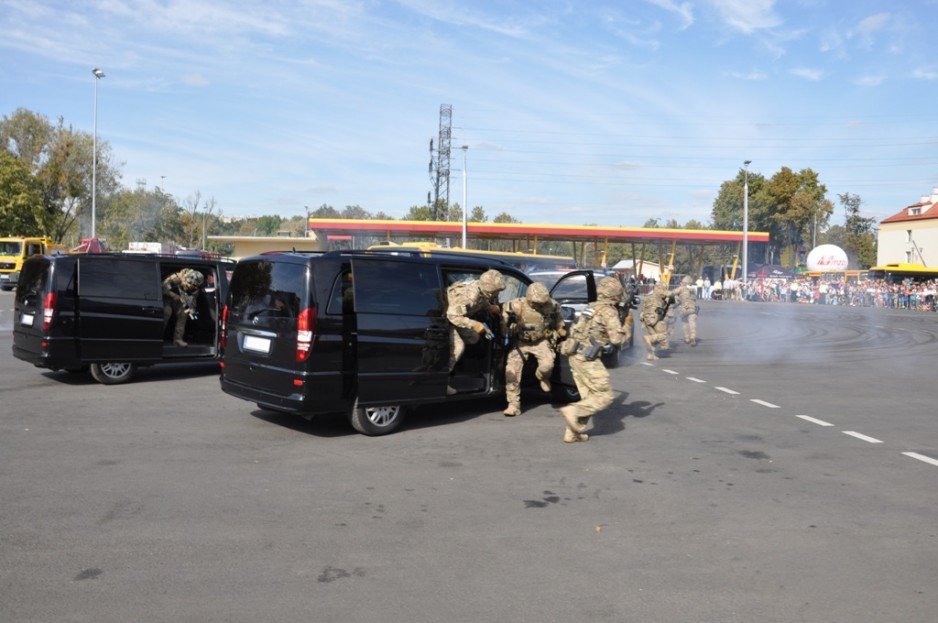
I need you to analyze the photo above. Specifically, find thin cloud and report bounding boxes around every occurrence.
[853,75,884,87]
[790,67,823,81]
[614,161,642,170]
[911,67,938,80]
[645,0,694,29]
[395,0,532,38]
[181,72,209,87]
[711,0,782,35]
[727,70,767,81]
[856,12,890,35]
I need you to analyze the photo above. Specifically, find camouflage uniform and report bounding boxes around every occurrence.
[162,268,204,347]
[445,269,505,372]
[674,275,698,346]
[558,276,630,443]
[501,283,565,417]
[640,281,675,360]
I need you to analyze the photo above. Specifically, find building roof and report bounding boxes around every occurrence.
[880,189,938,224]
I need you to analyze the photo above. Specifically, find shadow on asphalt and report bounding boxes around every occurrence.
[40,361,221,386]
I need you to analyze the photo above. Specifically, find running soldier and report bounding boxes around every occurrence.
[640,281,675,360]
[502,282,565,417]
[162,268,204,347]
[445,269,506,387]
[674,275,699,346]
[557,276,630,443]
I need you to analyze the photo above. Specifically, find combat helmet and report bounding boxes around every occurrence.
[183,268,204,287]
[478,269,506,295]
[597,276,624,301]
[525,282,550,304]
[681,275,693,285]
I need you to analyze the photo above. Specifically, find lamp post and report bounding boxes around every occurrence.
[461,145,468,249]
[91,67,105,239]
[160,175,166,193]
[742,159,751,291]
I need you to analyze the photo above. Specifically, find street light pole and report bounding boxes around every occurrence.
[91,67,105,239]
[742,160,751,292]
[461,145,468,249]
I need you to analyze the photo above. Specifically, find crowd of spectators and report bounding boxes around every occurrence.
[692,276,937,312]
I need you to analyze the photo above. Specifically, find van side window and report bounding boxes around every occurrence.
[355,261,442,316]
[326,271,354,315]
[79,260,160,300]
[443,270,526,304]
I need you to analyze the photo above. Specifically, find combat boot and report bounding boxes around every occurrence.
[690,338,697,347]
[174,338,188,347]
[503,404,521,417]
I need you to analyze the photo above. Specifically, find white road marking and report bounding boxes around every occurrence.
[715,386,739,395]
[842,431,883,444]
[686,377,706,383]
[662,369,679,375]
[640,362,655,367]
[750,399,780,408]
[796,415,834,427]
[902,452,938,467]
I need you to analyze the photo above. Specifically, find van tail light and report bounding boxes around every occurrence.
[42,291,56,331]
[296,307,317,362]
[219,305,229,351]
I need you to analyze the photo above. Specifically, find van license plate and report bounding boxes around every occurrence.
[243,335,271,353]
[20,313,34,327]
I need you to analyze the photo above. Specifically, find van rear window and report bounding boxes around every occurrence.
[15,260,49,306]
[229,261,308,318]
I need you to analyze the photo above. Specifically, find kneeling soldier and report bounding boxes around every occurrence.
[502,282,565,417]
[557,276,630,443]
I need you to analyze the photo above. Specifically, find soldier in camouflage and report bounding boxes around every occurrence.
[162,268,204,347]
[674,275,699,346]
[501,282,565,417]
[640,280,675,360]
[445,269,506,382]
[557,276,630,443]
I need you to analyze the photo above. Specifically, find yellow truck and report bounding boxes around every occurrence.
[0,236,65,290]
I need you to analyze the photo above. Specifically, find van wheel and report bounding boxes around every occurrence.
[349,399,405,436]
[90,362,137,385]
[552,384,581,403]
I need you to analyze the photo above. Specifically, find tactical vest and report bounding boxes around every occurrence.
[512,299,552,342]
[571,302,613,346]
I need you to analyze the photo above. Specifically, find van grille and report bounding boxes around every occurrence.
[0,263,15,271]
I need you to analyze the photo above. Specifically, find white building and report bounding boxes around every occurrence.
[877,188,938,267]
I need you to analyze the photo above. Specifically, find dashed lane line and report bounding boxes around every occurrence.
[750,399,780,409]
[797,415,835,427]
[842,431,884,444]
[645,365,936,468]
[640,362,655,367]
[902,452,938,468]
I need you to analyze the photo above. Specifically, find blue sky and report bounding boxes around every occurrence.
[1,0,936,227]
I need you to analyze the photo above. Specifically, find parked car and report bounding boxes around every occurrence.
[219,250,595,435]
[12,253,234,384]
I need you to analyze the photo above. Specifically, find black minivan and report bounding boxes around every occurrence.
[220,250,600,435]
[12,253,233,384]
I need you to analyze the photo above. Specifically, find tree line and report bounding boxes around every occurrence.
[1,106,877,270]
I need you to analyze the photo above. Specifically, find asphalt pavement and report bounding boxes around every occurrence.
[1,289,936,622]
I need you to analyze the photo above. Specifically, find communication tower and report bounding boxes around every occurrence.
[428,104,453,221]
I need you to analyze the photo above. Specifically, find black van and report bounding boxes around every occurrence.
[12,253,234,384]
[220,250,599,435]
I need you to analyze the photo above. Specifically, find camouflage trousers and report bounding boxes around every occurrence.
[565,354,613,423]
[680,312,697,342]
[163,297,188,342]
[505,339,555,411]
[449,326,481,371]
[642,318,670,349]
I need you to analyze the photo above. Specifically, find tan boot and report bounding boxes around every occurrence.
[563,427,579,443]
[646,352,658,361]
[503,405,521,417]
[174,338,188,347]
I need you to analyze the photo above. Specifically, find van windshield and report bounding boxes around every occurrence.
[229,260,308,318]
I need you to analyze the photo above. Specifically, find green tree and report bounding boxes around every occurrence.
[1,108,121,243]
[764,167,831,269]
[404,204,434,220]
[0,150,45,235]
[838,192,877,268]
[255,215,282,235]
[311,204,340,218]
[492,212,518,223]
[98,186,182,250]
